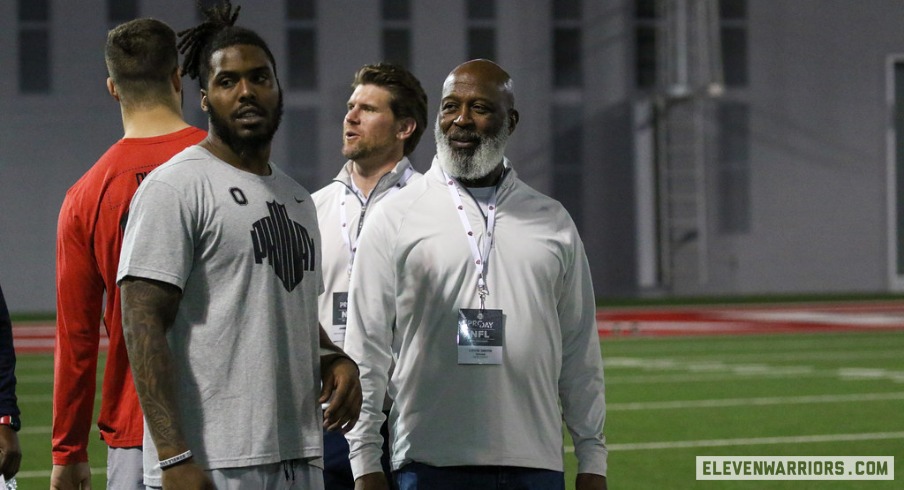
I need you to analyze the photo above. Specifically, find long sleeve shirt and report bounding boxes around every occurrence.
[312,157,420,348]
[343,157,607,478]
[53,127,205,464]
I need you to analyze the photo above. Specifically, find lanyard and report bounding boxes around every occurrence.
[442,170,499,310]
[338,165,415,276]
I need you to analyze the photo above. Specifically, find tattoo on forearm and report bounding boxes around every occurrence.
[121,278,186,455]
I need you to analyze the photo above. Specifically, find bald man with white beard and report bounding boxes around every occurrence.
[343,59,608,490]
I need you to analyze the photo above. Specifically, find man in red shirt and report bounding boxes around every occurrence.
[51,18,205,490]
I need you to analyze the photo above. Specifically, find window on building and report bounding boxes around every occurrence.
[468,28,495,61]
[553,0,582,89]
[287,29,317,89]
[287,0,317,90]
[382,0,410,20]
[553,28,582,88]
[382,0,411,68]
[716,101,751,233]
[288,0,316,20]
[18,0,50,94]
[554,0,582,19]
[633,0,667,90]
[467,0,496,61]
[383,29,411,68]
[719,0,746,20]
[551,0,584,227]
[552,104,585,228]
[634,0,747,89]
[720,0,748,88]
[467,0,494,19]
[286,107,320,188]
[715,0,750,234]
[19,0,48,21]
[635,26,657,89]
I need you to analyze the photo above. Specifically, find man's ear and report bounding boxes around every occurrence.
[107,77,120,101]
[397,117,417,141]
[507,109,519,134]
[200,89,209,112]
[171,69,182,94]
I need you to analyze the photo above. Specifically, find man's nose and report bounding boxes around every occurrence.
[237,78,256,100]
[453,109,473,126]
[346,107,359,124]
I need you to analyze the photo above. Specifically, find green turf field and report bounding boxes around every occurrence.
[13,330,904,488]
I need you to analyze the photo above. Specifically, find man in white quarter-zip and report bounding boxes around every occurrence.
[312,63,428,490]
[344,59,608,490]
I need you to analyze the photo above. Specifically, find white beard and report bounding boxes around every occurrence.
[435,119,509,181]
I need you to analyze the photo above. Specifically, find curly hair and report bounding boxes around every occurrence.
[177,1,278,89]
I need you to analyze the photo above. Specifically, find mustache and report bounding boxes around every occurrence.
[232,103,265,119]
[445,128,481,142]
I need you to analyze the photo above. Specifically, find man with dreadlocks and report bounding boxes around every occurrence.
[118,3,361,489]
[52,17,205,490]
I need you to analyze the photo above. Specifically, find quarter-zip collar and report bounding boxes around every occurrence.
[426,154,516,197]
[332,157,417,206]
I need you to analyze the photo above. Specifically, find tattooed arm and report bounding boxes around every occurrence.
[120,277,214,489]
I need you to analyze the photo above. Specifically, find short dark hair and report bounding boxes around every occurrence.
[178,1,278,89]
[105,18,179,107]
[352,63,428,156]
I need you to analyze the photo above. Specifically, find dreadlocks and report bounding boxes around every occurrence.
[177,1,278,89]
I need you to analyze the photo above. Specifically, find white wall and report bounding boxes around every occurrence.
[723,0,900,294]
[4,0,904,312]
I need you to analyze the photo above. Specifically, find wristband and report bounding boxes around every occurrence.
[0,415,20,432]
[157,449,193,469]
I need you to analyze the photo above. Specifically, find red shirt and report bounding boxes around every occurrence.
[53,127,206,464]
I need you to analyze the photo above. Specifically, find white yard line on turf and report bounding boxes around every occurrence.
[564,431,904,452]
[608,391,904,410]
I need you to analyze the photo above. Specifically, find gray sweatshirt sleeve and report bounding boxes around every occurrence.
[557,226,608,476]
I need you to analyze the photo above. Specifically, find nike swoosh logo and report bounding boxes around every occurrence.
[294,197,305,203]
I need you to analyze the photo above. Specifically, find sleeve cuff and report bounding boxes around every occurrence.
[349,446,386,480]
[52,450,90,466]
[575,438,608,476]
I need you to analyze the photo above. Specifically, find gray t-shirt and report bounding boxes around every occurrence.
[118,146,324,478]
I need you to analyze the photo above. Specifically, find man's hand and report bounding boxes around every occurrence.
[161,462,215,490]
[576,473,607,490]
[0,426,20,481]
[354,472,390,490]
[320,355,362,433]
[50,462,91,489]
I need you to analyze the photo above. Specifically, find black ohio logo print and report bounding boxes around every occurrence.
[250,201,316,292]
